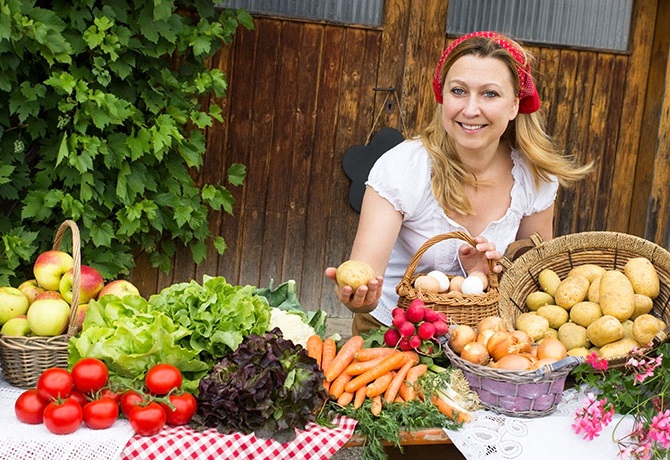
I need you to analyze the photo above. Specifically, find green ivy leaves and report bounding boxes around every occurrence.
[0,1,252,285]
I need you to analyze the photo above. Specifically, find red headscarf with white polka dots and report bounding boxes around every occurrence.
[432,31,541,114]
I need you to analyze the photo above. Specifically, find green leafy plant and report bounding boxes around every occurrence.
[0,1,253,284]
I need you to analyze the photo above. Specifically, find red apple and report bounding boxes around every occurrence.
[33,250,74,291]
[59,265,104,304]
[74,303,88,330]
[18,279,46,304]
[98,279,141,299]
[35,291,64,301]
[1,315,30,336]
[26,298,71,336]
[0,286,30,325]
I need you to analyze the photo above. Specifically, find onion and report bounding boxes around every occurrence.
[449,324,477,355]
[476,328,495,347]
[461,342,490,365]
[532,358,558,370]
[486,330,516,361]
[491,353,534,371]
[510,330,533,354]
[537,337,568,361]
[476,316,507,334]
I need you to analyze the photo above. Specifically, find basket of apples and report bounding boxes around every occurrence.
[0,220,98,388]
[383,299,450,356]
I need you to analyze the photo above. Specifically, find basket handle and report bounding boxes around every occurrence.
[399,231,499,290]
[498,233,545,271]
[52,220,81,338]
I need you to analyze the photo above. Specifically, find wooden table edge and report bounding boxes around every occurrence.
[343,428,452,447]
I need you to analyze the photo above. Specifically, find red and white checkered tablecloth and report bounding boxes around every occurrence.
[120,415,358,460]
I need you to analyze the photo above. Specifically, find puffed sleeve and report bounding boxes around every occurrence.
[366,140,432,218]
[510,150,559,216]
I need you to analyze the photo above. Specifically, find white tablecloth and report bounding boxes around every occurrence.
[444,387,634,459]
[0,377,136,460]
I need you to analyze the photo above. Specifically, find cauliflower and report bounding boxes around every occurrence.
[267,308,316,347]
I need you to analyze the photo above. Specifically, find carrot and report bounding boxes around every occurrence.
[366,371,394,398]
[321,337,337,374]
[344,357,385,376]
[306,335,323,368]
[394,395,405,403]
[431,394,471,424]
[353,385,367,409]
[398,363,428,402]
[384,359,414,403]
[337,391,355,407]
[400,350,420,365]
[355,347,398,362]
[324,335,364,382]
[344,351,407,393]
[329,372,353,399]
[370,395,383,416]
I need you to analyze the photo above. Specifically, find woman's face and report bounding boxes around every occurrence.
[441,55,520,155]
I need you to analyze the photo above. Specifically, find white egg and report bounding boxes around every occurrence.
[461,275,484,295]
[426,270,450,292]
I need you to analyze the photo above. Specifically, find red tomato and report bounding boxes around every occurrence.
[14,389,49,424]
[128,402,166,436]
[71,358,109,394]
[43,399,83,435]
[145,364,182,395]
[100,387,122,404]
[83,397,119,430]
[68,389,89,409]
[37,368,73,401]
[120,390,144,418]
[159,392,197,426]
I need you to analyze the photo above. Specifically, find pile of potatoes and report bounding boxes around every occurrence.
[516,257,665,361]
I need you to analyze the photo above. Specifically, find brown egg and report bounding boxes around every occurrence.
[413,275,442,292]
[449,275,466,292]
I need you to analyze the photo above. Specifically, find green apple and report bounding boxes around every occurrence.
[98,279,141,299]
[1,315,30,336]
[26,298,71,336]
[59,265,104,304]
[18,279,45,304]
[34,290,64,301]
[0,286,30,325]
[33,250,74,291]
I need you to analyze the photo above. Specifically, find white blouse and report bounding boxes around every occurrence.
[365,139,558,326]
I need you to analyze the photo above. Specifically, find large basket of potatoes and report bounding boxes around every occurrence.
[497,231,670,369]
[395,231,500,327]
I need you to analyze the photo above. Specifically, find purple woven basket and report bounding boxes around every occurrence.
[443,342,584,418]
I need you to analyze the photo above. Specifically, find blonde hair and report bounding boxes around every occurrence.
[420,35,592,216]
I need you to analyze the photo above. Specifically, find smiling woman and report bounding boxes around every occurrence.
[325,31,593,336]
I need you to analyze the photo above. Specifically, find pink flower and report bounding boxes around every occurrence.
[626,354,662,385]
[586,352,609,371]
[649,410,670,449]
[572,393,614,440]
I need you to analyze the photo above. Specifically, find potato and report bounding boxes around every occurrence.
[538,269,561,297]
[554,275,590,310]
[587,315,624,347]
[624,257,660,299]
[335,260,375,290]
[558,322,590,350]
[569,301,602,328]
[587,275,602,302]
[567,347,590,358]
[598,337,640,361]
[515,312,550,342]
[526,291,555,311]
[630,294,654,320]
[536,304,569,329]
[621,319,635,340]
[599,270,635,321]
[568,264,606,283]
[632,313,664,345]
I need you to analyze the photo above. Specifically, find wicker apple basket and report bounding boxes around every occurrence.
[497,231,670,369]
[0,220,81,388]
[395,231,500,327]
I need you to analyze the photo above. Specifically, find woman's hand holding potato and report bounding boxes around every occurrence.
[325,260,383,313]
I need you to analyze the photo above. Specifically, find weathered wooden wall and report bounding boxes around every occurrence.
[130,0,670,320]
